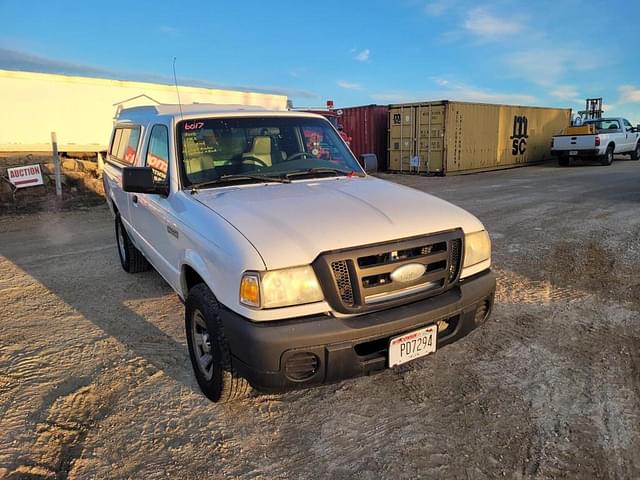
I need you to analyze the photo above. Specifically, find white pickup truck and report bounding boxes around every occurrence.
[103,103,495,402]
[551,117,640,166]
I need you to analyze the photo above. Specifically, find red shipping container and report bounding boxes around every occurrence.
[337,105,388,169]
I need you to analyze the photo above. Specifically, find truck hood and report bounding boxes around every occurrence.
[194,176,484,269]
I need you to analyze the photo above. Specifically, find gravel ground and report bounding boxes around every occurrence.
[1,160,639,479]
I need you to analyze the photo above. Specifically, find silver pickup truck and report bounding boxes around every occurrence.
[102,103,496,402]
[551,117,640,166]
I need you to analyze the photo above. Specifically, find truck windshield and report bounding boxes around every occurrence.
[177,116,362,187]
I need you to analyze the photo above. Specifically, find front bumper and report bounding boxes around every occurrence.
[221,270,496,391]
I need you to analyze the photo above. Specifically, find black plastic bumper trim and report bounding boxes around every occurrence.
[221,270,496,391]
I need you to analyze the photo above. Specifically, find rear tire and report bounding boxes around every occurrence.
[599,145,614,166]
[558,156,570,167]
[115,215,150,273]
[185,283,251,403]
[630,143,640,161]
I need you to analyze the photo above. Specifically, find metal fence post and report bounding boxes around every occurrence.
[51,132,62,197]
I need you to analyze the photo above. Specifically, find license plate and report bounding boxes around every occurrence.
[389,325,437,367]
[569,150,578,156]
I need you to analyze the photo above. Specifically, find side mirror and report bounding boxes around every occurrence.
[359,153,378,173]
[122,167,168,196]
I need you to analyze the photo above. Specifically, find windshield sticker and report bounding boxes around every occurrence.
[184,121,205,131]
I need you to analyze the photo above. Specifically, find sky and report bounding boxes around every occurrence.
[1,0,639,123]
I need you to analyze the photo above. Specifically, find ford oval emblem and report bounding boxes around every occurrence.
[390,263,426,283]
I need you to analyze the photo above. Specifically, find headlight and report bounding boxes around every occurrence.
[240,266,324,309]
[463,230,491,268]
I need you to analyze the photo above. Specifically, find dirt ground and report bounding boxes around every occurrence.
[1,160,639,479]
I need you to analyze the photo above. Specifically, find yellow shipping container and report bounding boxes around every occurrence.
[388,101,571,174]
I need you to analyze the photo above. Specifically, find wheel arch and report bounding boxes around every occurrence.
[182,264,205,296]
[180,252,215,300]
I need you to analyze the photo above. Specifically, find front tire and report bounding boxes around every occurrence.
[630,143,640,160]
[115,215,150,273]
[599,145,614,166]
[185,284,251,403]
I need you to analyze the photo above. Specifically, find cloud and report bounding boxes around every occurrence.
[446,85,536,105]
[0,47,318,99]
[424,0,449,16]
[505,47,604,85]
[370,92,408,102]
[432,77,536,104]
[371,80,536,105]
[337,80,361,90]
[550,86,579,99]
[431,76,450,87]
[354,49,370,62]
[600,87,640,123]
[619,85,640,103]
[463,8,523,38]
[158,25,178,35]
[0,46,111,77]
[549,85,583,104]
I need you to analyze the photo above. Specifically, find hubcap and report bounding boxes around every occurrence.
[117,222,126,261]
[191,311,214,380]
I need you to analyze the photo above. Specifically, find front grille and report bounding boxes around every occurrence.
[448,238,462,282]
[313,230,463,314]
[331,260,354,306]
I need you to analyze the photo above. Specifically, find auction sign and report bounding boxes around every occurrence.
[7,164,44,189]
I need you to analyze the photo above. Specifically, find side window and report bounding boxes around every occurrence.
[125,128,141,164]
[109,127,141,165]
[623,119,632,129]
[146,125,169,183]
[110,129,122,157]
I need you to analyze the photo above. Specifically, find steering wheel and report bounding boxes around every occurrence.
[241,156,269,168]
[283,152,313,162]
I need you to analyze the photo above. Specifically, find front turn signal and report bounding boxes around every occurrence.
[240,273,260,308]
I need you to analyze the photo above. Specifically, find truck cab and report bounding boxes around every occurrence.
[103,103,496,402]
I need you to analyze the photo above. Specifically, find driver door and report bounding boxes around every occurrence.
[130,124,181,288]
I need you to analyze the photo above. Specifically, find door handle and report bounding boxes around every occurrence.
[132,195,138,204]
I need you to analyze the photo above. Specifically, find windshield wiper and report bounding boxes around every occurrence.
[283,167,363,180]
[190,174,290,193]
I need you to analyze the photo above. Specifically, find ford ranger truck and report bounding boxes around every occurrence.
[551,117,640,166]
[102,104,496,403]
